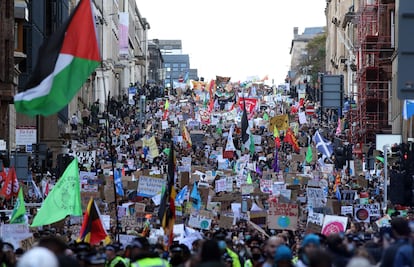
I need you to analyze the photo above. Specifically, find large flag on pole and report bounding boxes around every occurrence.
[10,188,27,224]
[158,141,176,246]
[77,197,111,245]
[241,100,254,154]
[31,158,82,227]
[1,167,19,200]
[313,130,334,159]
[225,124,236,151]
[14,0,100,116]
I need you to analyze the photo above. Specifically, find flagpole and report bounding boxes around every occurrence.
[106,91,120,242]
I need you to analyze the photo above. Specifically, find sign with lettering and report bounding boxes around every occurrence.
[71,150,96,166]
[188,215,212,230]
[15,127,37,146]
[267,203,298,230]
[137,176,165,197]
[341,206,353,216]
[307,187,326,208]
[354,203,380,222]
[307,212,324,226]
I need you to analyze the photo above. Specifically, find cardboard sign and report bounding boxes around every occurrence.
[218,215,234,229]
[267,203,298,230]
[321,215,348,236]
[307,188,326,208]
[188,215,212,230]
[249,210,268,227]
[137,176,165,197]
[241,184,255,195]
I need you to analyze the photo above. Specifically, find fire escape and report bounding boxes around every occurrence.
[351,0,394,144]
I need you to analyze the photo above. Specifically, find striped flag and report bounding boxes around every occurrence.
[77,198,111,245]
[14,0,100,116]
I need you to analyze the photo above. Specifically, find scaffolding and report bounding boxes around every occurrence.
[349,0,394,144]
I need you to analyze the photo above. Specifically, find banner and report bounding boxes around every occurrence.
[321,215,348,236]
[267,203,298,230]
[137,176,165,197]
[238,98,258,114]
[119,12,129,56]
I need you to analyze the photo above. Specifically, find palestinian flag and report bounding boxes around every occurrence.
[77,197,111,245]
[14,0,100,116]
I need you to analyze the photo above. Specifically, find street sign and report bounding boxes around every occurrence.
[305,105,315,115]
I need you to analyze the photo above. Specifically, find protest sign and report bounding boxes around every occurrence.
[137,176,165,197]
[249,210,268,227]
[321,215,348,236]
[307,187,326,208]
[354,203,381,222]
[341,206,353,216]
[260,179,273,194]
[218,215,234,229]
[307,212,324,226]
[241,184,255,195]
[188,215,212,230]
[267,203,298,230]
[70,150,96,166]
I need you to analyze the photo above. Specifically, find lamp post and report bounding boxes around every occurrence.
[383,144,389,213]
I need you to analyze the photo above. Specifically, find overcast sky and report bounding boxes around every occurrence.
[137,0,327,84]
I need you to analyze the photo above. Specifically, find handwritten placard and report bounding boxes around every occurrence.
[267,203,298,230]
[137,176,165,197]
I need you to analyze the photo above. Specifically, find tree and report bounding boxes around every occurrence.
[298,32,327,87]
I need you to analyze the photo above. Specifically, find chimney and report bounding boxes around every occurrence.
[293,27,298,38]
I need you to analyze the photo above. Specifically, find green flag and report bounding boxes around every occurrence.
[306,146,313,164]
[10,188,26,224]
[263,112,269,121]
[249,134,255,155]
[246,172,253,185]
[31,158,82,227]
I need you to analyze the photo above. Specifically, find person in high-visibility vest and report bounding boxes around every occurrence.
[129,236,169,267]
[104,244,128,267]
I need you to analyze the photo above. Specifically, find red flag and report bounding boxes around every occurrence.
[44,183,50,197]
[12,168,19,197]
[284,128,300,152]
[77,197,111,245]
[1,167,16,200]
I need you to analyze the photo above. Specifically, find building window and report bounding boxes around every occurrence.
[165,63,171,68]
[173,63,179,67]
[180,63,187,68]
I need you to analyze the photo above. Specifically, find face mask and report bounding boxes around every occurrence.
[252,254,261,261]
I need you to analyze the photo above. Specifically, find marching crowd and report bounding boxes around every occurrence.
[3,82,414,267]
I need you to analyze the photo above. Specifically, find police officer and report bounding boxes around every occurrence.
[129,236,169,267]
[104,243,128,267]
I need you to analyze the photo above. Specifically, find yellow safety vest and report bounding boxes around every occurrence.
[244,259,253,267]
[226,248,241,267]
[106,256,128,267]
[131,257,169,267]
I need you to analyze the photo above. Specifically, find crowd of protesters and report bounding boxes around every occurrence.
[1,80,414,267]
